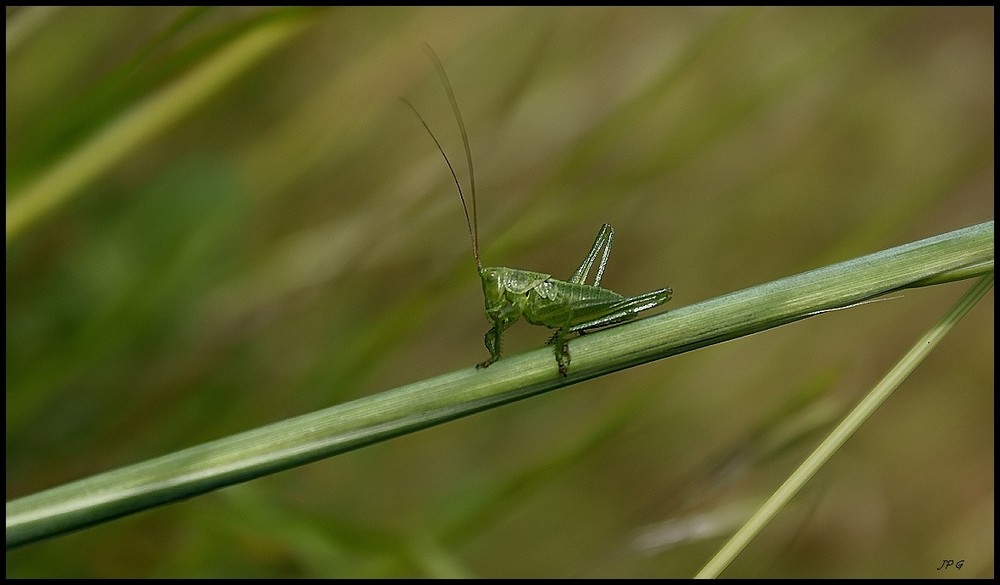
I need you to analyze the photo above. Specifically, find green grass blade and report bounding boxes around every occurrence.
[696,270,994,578]
[5,220,992,548]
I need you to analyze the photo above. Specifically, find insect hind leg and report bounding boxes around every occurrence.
[546,286,671,375]
[568,287,672,333]
[568,224,614,286]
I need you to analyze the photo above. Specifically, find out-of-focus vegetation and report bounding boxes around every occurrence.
[6,6,993,577]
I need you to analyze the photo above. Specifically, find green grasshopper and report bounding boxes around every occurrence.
[405,49,672,376]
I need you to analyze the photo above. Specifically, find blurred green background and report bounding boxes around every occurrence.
[5,6,993,577]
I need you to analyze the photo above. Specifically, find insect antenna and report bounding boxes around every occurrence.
[422,45,480,270]
[401,97,480,270]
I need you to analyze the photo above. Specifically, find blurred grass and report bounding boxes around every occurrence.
[6,8,314,239]
[698,272,994,577]
[5,6,993,578]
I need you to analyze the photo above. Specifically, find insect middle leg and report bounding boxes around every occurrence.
[546,328,573,377]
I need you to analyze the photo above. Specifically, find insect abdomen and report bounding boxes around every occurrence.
[522,279,625,329]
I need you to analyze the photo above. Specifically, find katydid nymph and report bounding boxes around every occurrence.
[404,49,672,377]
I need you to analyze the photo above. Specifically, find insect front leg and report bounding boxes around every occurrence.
[478,316,514,370]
